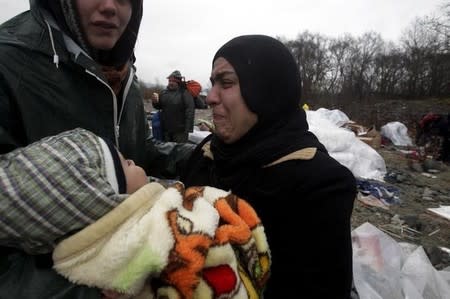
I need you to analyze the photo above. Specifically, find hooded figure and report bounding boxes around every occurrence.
[39,0,143,94]
[0,1,157,298]
[182,35,357,298]
[42,0,142,67]
[0,128,129,255]
[0,0,151,167]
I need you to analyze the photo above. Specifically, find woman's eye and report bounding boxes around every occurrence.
[222,81,233,88]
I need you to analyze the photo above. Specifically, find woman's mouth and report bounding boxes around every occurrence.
[213,113,225,122]
[92,21,118,30]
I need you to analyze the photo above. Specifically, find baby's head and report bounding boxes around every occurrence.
[118,152,148,194]
[2,128,149,254]
[98,138,148,194]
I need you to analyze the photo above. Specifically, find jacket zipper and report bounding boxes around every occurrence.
[85,69,124,148]
[118,67,134,131]
[44,13,130,149]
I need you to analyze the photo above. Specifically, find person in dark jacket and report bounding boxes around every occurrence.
[0,1,191,298]
[416,112,450,162]
[181,35,357,298]
[151,70,195,143]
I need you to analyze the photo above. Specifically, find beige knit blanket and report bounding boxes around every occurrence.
[53,182,271,298]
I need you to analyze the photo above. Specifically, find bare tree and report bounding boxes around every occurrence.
[373,42,405,96]
[401,11,450,97]
[327,35,354,95]
[353,32,384,99]
[286,31,331,100]
[274,3,449,105]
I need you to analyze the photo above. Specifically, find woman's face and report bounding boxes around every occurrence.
[119,153,147,194]
[207,57,258,144]
[76,0,132,50]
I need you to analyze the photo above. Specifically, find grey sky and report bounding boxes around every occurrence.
[0,0,444,88]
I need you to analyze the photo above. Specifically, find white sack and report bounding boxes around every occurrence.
[306,109,386,181]
[380,121,413,146]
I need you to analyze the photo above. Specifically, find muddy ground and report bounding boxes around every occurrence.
[351,146,450,270]
[343,98,450,270]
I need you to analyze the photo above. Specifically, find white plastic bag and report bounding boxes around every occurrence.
[306,109,386,181]
[352,222,450,299]
[380,122,413,146]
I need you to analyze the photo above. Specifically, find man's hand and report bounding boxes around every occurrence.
[151,92,159,104]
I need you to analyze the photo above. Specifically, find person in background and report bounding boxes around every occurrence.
[0,0,192,297]
[151,70,195,143]
[416,112,450,162]
[181,35,357,298]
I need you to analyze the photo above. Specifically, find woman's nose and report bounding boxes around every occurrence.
[99,0,118,15]
[206,86,219,106]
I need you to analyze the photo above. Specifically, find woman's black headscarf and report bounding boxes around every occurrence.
[209,35,326,190]
[41,0,143,67]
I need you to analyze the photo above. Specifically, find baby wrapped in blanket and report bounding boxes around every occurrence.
[53,180,271,299]
[0,128,270,298]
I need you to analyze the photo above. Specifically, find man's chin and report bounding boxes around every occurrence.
[89,38,118,51]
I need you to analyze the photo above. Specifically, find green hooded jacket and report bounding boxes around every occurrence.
[0,0,151,168]
[0,1,157,298]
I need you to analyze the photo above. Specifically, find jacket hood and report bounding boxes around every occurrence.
[31,0,143,66]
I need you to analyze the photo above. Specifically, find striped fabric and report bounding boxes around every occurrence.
[0,128,126,254]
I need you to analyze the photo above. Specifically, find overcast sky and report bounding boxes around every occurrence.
[0,0,444,88]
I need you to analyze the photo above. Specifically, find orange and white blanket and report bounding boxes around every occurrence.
[53,182,271,298]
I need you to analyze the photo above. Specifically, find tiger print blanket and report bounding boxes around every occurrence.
[52,182,271,298]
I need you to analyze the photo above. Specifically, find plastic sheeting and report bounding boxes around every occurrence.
[380,121,413,146]
[306,109,386,181]
[427,206,450,221]
[352,222,450,299]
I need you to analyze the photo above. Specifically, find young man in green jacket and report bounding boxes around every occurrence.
[0,1,193,298]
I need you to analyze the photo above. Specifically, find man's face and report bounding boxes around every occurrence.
[207,57,258,144]
[167,77,180,90]
[76,0,132,50]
